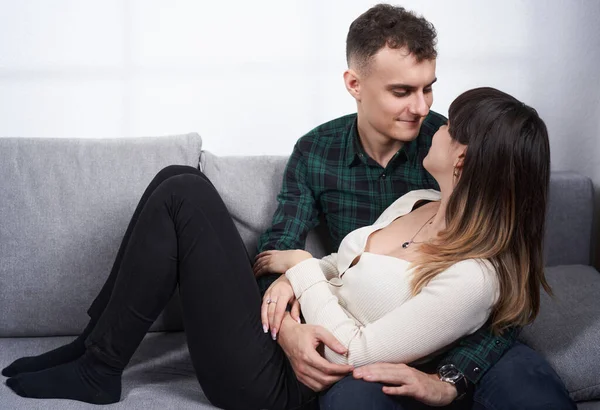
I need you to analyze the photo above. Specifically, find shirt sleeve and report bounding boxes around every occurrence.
[256,142,319,253]
[437,325,520,384]
[286,259,499,367]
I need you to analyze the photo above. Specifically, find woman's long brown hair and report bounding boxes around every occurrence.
[411,87,552,334]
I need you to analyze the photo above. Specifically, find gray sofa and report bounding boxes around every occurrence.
[0,134,598,409]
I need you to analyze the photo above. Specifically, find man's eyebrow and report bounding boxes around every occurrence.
[387,78,438,91]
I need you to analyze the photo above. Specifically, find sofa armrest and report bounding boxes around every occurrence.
[544,171,594,266]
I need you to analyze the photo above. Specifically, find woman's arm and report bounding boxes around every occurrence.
[259,252,340,337]
[286,259,498,367]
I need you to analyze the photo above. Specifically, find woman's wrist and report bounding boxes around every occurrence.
[287,250,313,271]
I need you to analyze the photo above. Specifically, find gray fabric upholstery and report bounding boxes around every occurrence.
[0,134,203,337]
[201,152,593,267]
[544,172,594,266]
[4,334,595,410]
[520,265,600,402]
[0,142,598,408]
[200,151,330,260]
[0,333,217,409]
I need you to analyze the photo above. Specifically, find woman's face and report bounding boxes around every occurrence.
[423,124,466,185]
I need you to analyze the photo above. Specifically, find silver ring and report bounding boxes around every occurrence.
[267,298,277,305]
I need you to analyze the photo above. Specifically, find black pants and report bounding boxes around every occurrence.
[83,165,314,410]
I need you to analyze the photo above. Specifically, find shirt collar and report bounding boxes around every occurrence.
[346,117,420,167]
[346,119,367,167]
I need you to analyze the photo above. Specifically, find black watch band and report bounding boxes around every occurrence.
[437,364,469,401]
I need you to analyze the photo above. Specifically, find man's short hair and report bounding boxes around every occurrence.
[346,4,438,74]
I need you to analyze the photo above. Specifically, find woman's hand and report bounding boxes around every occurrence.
[253,249,313,277]
[261,275,302,340]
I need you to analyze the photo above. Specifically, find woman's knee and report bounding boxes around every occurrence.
[154,173,223,213]
[154,165,203,182]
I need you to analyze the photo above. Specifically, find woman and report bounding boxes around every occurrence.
[3,87,551,409]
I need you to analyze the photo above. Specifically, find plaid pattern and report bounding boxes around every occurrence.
[257,112,517,384]
[438,325,521,384]
[257,112,442,252]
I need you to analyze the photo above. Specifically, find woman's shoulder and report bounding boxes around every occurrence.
[396,189,441,205]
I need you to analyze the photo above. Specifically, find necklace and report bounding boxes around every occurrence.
[401,213,437,249]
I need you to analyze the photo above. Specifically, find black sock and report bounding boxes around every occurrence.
[2,321,95,377]
[6,350,122,405]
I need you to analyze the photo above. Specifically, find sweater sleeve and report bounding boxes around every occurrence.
[286,258,498,367]
[317,253,339,281]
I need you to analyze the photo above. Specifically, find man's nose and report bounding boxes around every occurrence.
[409,92,430,117]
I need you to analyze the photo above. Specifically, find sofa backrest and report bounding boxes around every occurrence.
[201,151,595,267]
[0,134,202,337]
[0,142,594,337]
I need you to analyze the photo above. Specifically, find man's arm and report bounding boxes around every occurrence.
[436,324,520,384]
[256,142,319,254]
[255,143,320,293]
[277,314,353,392]
[347,326,519,406]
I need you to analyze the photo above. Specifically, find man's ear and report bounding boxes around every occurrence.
[343,69,361,101]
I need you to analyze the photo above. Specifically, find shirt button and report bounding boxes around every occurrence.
[329,277,343,287]
[381,173,386,179]
[473,367,481,373]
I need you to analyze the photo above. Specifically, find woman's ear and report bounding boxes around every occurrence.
[454,150,467,170]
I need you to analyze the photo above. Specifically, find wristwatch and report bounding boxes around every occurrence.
[437,364,468,401]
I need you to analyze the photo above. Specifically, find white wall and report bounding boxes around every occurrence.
[1,0,599,260]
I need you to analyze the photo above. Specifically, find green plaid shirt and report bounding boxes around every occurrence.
[257,112,517,384]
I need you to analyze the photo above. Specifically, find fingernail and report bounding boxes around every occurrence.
[262,324,268,333]
[296,317,301,324]
[354,371,362,377]
[271,329,277,340]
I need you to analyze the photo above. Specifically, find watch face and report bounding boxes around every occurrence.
[439,365,462,382]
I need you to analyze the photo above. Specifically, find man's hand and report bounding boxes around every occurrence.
[253,250,312,277]
[353,363,458,406]
[278,314,353,392]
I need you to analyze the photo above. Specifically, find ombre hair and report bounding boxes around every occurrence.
[412,87,552,333]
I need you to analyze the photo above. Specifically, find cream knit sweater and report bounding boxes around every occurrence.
[285,189,499,367]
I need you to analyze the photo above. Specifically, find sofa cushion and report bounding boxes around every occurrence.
[543,172,593,266]
[200,151,330,259]
[0,332,218,409]
[0,134,203,337]
[201,153,593,268]
[519,265,600,402]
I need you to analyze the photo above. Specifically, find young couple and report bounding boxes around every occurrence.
[3,4,575,410]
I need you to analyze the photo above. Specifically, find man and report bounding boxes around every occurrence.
[255,4,574,409]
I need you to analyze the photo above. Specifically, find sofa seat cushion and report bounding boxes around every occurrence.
[519,265,600,402]
[0,332,219,409]
[577,402,600,410]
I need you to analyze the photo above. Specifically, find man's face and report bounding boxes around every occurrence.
[356,47,436,144]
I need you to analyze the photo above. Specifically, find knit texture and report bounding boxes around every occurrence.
[286,190,499,367]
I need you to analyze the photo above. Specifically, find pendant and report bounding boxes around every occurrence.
[402,241,410,249]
